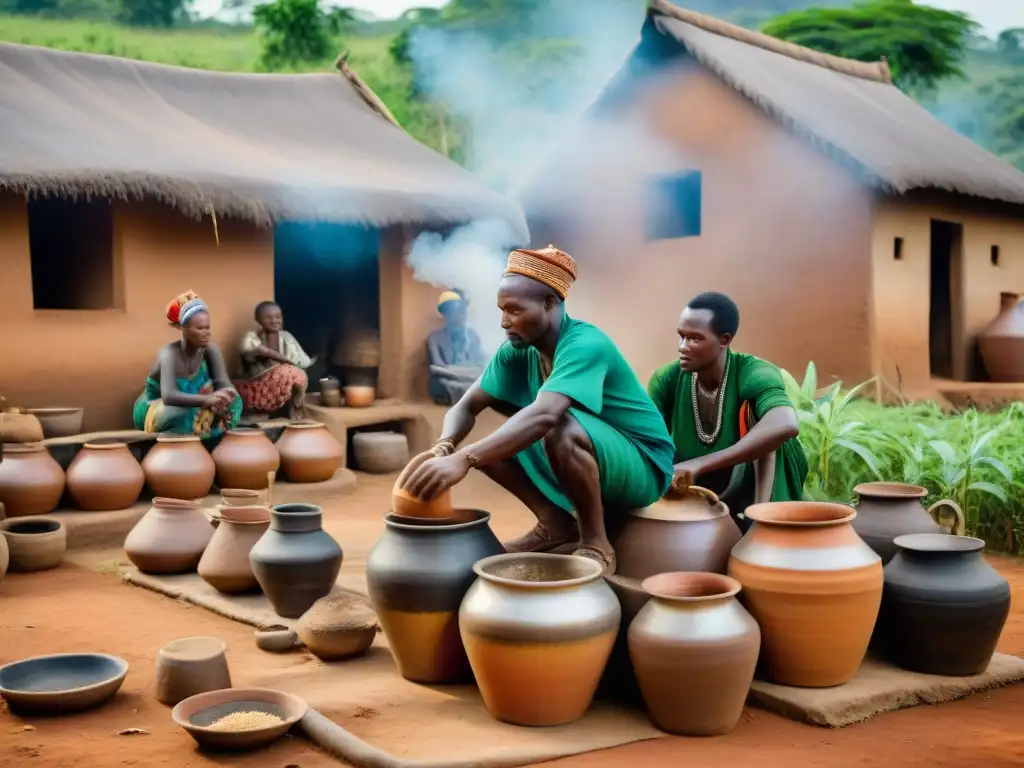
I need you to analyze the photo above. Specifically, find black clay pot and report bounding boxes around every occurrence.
[365,509,503,684]
[249,504,343,619]
[878,533,1010,676]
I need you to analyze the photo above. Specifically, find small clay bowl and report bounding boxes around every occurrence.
[342,386,375,408]
[156,637,232,706]
[0,653,128,715]
[0,517,66,572]
[172,687,308,751]
[392,487,454,519]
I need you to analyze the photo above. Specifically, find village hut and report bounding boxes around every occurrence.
[521,0,1024,399]
[0,43,526,431]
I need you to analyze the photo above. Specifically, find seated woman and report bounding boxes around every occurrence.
[234,301,315,419]
[427,290,488,405]
[133,291,243,438]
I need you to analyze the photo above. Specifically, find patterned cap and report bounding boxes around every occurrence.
[504,245,578,299]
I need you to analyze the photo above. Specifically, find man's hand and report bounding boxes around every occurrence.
[401,453,472,500]
[671,457,710,495]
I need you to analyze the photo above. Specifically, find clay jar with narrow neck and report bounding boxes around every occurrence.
[978,293,1024,382]
[275,422,342,484]
[249,504,343,619]
[197,506,271,594]
[365,510,504,684]
[728,501,883,687]
[878,533,1010,676]
[852,482,965,565]
[142,436,216,500]
[66,442,145,511]
[212,429,280,491]
[629,572,760,736]
[0,444,65,517]
[460,553,621,727]
[123,498,214,575]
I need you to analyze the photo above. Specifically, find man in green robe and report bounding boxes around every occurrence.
[400,245,675,573]
[647,292,807,529]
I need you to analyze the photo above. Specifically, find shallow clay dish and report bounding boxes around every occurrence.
[26,407,84,438]
[172,687,308,751]
[0,653,128,715]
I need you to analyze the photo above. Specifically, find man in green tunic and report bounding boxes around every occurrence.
[400,245,675,573]
[647,292,807,529]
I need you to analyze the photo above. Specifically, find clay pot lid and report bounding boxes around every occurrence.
[156,435,201,443]
[745,501,856,527]
[854,481,928,499]
[640,571,741,602]
[893,532,984,553]
[631,485,730,522]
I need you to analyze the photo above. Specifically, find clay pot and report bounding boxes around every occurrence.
[0,411,44,443]
[460,553,620,726]
[142,436,216,500]
[0,531,8,583]
[629,572,760,736]
[275,422,342,484]
[392,452,453,519]
[877,533,1010,676]
[123,498,215,575]
[197,506,271,594]
[249,503,343,619]
[366,510,504,683]
[25,407,83,438]
[613,486,741,579]
[221,489,262,507]
[1,517,66,571]
[728,501,883,687]
[296,592,378,661]
[155,637,232,706]
[852,482,965,565]
[979,293,1024,382]
[319,377,341,408]
[352,431,409,474]
[66,442,145,511]
[0,443,66,517]
[343,386,375,408]
[212,428,280,491]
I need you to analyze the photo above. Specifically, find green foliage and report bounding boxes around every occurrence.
[116,0,186,27]
[252,0,330,69]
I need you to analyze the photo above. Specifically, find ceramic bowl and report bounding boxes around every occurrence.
[26,407,84,438]
[342,386,375,408]
[172,687,308,751]
[0,517,67,572]
[0,653,129,715]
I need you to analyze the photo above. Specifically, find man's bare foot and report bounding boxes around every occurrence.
[573,543,617,574]
[502,521,579,554]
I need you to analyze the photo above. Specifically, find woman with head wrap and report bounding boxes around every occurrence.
[234,301,315,419]
[132,290,243,438]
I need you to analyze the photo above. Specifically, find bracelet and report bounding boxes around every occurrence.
[458,450,480,468]
[433,439,456,457]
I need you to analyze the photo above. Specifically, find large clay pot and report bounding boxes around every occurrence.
[66,442,145,511]
[978,292,1024,382]
[212,428,280,491]
[249,503,343,619]
[628,572,760,736]
[0,444,65,517]
[197,506,271,593]
[460,553,620,726]
[352,431,409,474]
[275,422,342,484]
[727,501,883,687]
[392,452,453,519]
[852,482,965,565]
[878,533,1010,676]
[123,498,215,575]
[142,436,216,500]
[366,509,504,683]
[613,486,741,579]
[0,517,66,571]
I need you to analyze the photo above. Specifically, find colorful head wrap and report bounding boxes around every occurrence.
[505,245,578,300]
[437,290,463,314]
[166,290,208,328]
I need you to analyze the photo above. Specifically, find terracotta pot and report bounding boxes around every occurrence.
[155,636,232,706]
[727,501,883,687]
[343,386,375,408]
[392,452,453,519]
[212,429,280,490]
[878,533,1010,676]
[142,436,216,500]
[0,412,44,444]
[249,503,343,619]
[197,506,270,593]
[296,592,379,661]
[0,443,66,517]
[66,442,145,512]
[460,553,620,726]
[629,572,760,735]
[275,422,342,484]
[366,509,504,683]
[319,377,341,408]
[221,488,263,507]
[352,431,409,474]
[613,486,741,579]
[0,532,8,582]
[979,293,1024,382]
[852,482,965,565]
[25,407,83,438]
[1,517,66,571]
[123,498,214,575]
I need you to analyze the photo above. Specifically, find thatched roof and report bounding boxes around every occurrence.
[0,43,527,236]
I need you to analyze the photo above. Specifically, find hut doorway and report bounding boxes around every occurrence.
[928,218,964,380]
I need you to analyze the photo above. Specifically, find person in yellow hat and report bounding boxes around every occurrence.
[426,289,488,405]
[400,246,675,574]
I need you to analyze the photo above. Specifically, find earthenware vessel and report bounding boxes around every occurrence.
[460,553,620,726]
[171,687,307,751]
[66,442,145,511]
[275,422,342,483]
[212,428,280,490]
[366,509,504,683]
[249,503,343,619]
[0,443,65,517]
[728,501,883,687]
[392,451,453,519]
[613,486,741,579]
[25,407,83,439]
[0,517,66,571]
[0,532,8,583]
[352,431,409,474]
[221,488,263,507]
[343,385,375,408]
[155,636,232,706]
[629,572,759,735]
[852,482,965,565]
[197,506,270,594]
[123,498,214,574]
[296,592,379,661]
[878,533,1010,676]
[0,411,44,443]
[142,436,216,500]
[978,292,1024,382]
[319,376,342,408]
[0,653,129,715]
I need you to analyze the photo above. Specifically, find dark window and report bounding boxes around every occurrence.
[645,171,702,241]
[991,245,1000,266]
[29,197,116,310]
[893,237,904,260]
